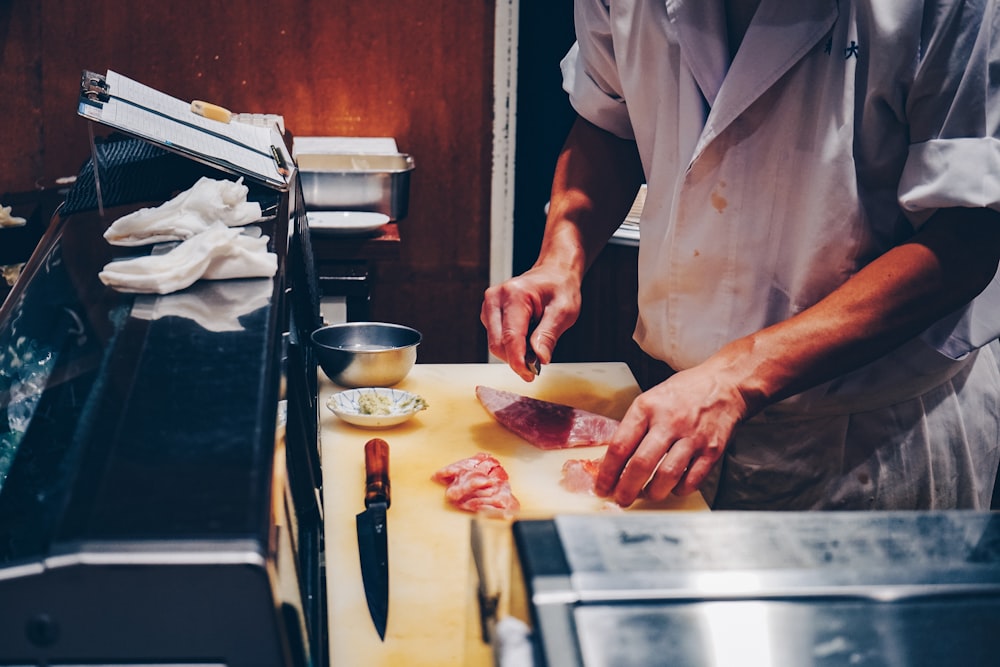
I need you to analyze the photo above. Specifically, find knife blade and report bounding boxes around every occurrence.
[524,345,541,376]
[356,437,391,640]
[524,320,541,376]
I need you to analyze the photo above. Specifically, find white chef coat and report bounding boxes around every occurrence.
[561,0,1000,509]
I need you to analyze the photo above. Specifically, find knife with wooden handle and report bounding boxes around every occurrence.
[357,437,391,640]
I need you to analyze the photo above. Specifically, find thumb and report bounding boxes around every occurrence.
[529,319,568,365]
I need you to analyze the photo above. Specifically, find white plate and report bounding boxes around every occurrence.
[326,387,427,428]
[307,211,390,236]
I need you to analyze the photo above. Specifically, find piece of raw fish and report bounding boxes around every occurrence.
[475,386,619,449]
[432,452,520,516]
[560,457,602,494]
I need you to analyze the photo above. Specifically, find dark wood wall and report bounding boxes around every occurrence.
[0,0,495,364]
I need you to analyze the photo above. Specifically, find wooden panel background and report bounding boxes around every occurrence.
[0,0,494,363]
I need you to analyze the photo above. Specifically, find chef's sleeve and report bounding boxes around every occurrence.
[897,3,1000,221]
[900,3,1000,359]
[560,0,635,141]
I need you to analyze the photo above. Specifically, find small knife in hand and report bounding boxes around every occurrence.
[356,437,391,640]
[524,344,541,376]
[524,320,541,376]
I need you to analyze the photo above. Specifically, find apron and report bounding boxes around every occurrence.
[708,342,1000,510]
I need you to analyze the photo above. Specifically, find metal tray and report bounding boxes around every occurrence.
[298,152,414,221]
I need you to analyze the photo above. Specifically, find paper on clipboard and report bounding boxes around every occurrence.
[78,70,291,191]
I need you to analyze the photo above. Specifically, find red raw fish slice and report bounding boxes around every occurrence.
[475,386,620,449]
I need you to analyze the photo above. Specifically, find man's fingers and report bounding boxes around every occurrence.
[612,435,695,506]
[482,284,538,376]
[671,455,717,497]
[640,439,697,501]
[480,296,508,361]
[595,417,646,497]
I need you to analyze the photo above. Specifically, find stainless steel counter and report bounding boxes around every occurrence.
[514,511,1000,666]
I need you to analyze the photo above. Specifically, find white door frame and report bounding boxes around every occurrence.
[490,0,519,293]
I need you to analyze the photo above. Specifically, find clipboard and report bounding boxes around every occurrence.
[77,69,291,191]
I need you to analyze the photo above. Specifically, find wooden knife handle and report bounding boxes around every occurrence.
[364,438,391,508]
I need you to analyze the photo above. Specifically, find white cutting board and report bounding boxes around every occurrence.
[319,362,708,667]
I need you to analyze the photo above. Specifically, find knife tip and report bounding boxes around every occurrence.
[525,349,541,376]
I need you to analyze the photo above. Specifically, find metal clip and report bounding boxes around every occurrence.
[80,70,110,103]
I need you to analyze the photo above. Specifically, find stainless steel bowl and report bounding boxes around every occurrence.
[311,322,421,387]
[298,153,415,221]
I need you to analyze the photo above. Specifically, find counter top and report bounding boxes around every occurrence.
[319,362,707,666]
[310,223,401,262]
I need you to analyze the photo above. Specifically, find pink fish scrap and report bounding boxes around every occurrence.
[432,452,521,516]
[560,457,602,494]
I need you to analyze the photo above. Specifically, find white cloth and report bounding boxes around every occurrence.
[0,205,27,228]
[564,0,1000,508]
[98,223,277,295]
[103,176,263,246]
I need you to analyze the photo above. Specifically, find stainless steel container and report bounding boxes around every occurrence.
[298,152,415,220]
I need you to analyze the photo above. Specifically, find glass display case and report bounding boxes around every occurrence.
[0,156,325,667]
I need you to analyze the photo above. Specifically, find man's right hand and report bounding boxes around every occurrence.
[480,264,583,381]
[481,116,644,381]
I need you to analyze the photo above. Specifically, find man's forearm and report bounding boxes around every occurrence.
[537,116,645,279]
[727,206,1000,414]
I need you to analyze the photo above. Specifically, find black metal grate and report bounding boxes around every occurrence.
[62,135,218,214]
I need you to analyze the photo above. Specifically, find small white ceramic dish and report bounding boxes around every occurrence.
[307,210,390,236]
[326,387,427,428]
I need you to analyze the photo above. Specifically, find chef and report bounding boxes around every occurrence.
[481,0,1000,510]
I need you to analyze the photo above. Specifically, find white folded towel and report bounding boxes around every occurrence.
[103,176,263,246]
[99,223,277,294]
